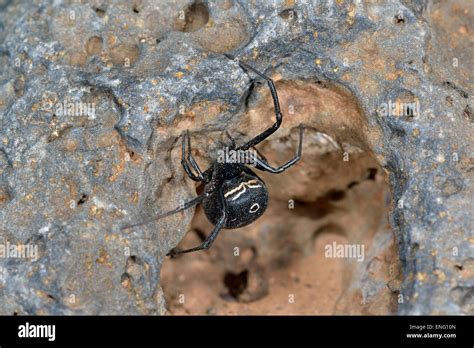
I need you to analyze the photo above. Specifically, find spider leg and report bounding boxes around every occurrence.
[167,188,227,257]
[251,145,268,162]
[181,130,207,182]
[120,190,212,231]
[233,59,283,151]
[251,124,304,173]
[224,130,236,149]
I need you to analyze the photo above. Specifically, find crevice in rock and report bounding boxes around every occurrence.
[443,81,469,99]
[160,78,402,314]
[77,193,89,206]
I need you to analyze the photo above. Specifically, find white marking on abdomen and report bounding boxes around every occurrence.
[224,179,262,201]
[249,203,260,213]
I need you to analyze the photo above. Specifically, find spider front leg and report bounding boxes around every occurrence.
[229,58,283,151]
[251,124,304,173]
[167,188,227,257]
[181,130,208,182]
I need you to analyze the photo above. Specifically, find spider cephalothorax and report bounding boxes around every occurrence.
[122,56,304,256]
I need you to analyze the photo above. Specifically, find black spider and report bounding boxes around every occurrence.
[122,57,304,257]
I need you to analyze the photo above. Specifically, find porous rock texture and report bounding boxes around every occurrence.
[0,0,472,315]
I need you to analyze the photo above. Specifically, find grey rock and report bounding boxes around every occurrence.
[0,0,472,314]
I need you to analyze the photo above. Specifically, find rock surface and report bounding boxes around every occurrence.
[0,0,472,315]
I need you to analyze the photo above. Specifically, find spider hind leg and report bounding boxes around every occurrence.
[167,188,227,257]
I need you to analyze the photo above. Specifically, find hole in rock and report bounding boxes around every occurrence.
[77,194,89,206]
[326,190,346,201]
[93,7,106,17]
[223,270,249,299]
[367,168,378,181]
[279,9,298,22]
[394,13,405,24]
[161,78,402,314]
[174,1,209,32]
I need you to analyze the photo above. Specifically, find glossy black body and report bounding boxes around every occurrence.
[203,165,268,229]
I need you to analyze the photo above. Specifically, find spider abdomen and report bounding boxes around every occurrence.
[203,174,268,229]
